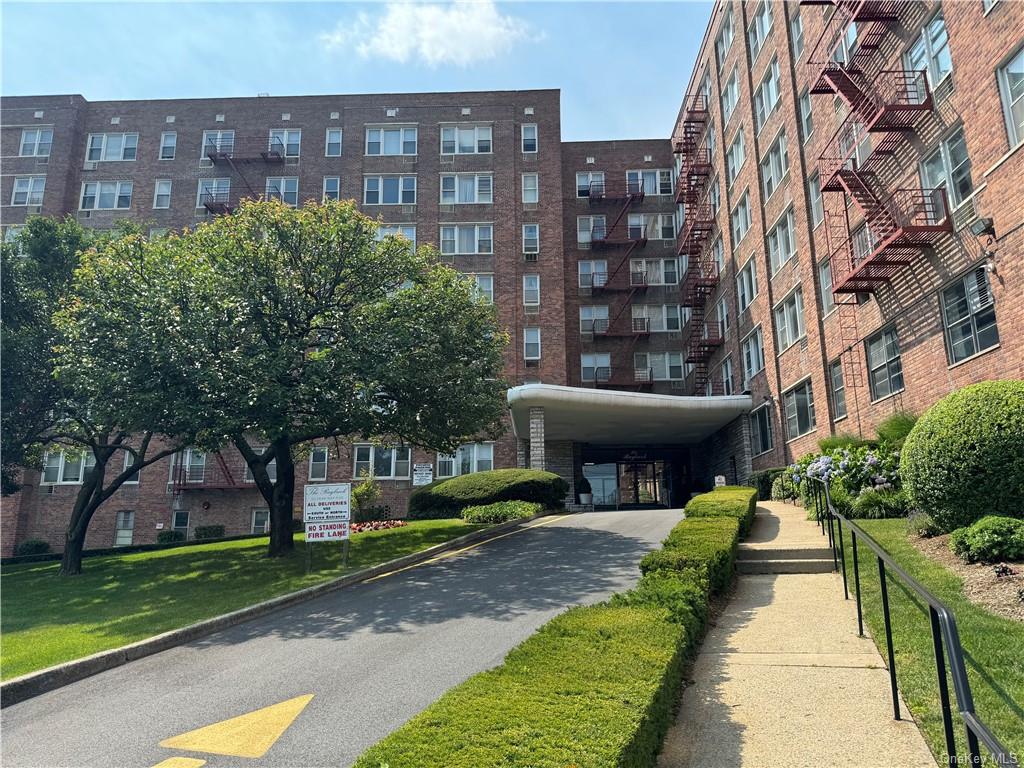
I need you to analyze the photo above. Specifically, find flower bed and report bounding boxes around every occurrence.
[350,520,407,534]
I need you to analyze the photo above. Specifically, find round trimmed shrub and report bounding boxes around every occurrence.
[900,381,1024,533]
[408,469,569,519]
[949,516,1024,564]
[14,538,50,556]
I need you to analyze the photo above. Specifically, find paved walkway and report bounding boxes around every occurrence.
[659,502,935,768]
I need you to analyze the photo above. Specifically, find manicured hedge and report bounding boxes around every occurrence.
[354,487,750,768]
[156,530,185,544]
[901,380,1024,532]
[462,500,543,524]
[408,469,569,519]
[194,525,225,540]
[685,485,758,537]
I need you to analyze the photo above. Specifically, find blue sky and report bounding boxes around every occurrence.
[1,1,711,141]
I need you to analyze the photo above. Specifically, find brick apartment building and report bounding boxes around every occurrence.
[2,0,1022,554]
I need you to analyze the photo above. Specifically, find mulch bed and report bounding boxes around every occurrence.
[910,533,1024,623]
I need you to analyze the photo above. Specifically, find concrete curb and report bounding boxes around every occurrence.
[1,511,559,708]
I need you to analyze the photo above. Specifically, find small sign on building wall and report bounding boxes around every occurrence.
[714,475,726,487]
[412,463,434,486]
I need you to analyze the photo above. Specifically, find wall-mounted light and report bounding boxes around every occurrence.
[968,217,999,272]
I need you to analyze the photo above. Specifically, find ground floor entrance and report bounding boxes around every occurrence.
[581,446,690,509]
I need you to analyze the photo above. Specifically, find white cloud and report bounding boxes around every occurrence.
[319,1,538,68]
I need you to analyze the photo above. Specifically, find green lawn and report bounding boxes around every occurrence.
[1,520,482,680]
[840,520,1023,764]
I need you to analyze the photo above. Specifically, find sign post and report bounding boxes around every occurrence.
[302,483,352,574]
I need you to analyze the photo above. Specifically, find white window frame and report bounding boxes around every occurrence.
[40,450,96,485]
[631,257,679,286]
[436,443,494,478]
[364,175,417,206]
[820,258,836,315]
[715,6,734,67]
[20,128,53,158]
[523,327,541,360]
[441,125,492,154]
[309,446,329,481]
[576,171,605,198]
[627,169,673,196]
[799,89,814,143]
[750,404,773,455]
[522,273,540,305]
[522,173,539,204]
[761,130,789,200]
[376,224,417,250]
[325,128,343,157]
[737,257,758,313]
[441,173,493,205]
[86,132,139,162]
[79,181,133,211]
[721,357,734,395]
[730,190,752,244]
[522,224,540,254]
[468,273,494,304]
[790,10,804,60]
[196,178,230,208]
[783,379,817,440]
[998,45,1024,149]
[440,224,493,255]
[580,304,610,333]
[266,177,299,207]
[251,508,270,534]
[365,126,418,156]
[920,128,973,210]
[768,208,797,274]
[722,69,739,124]
[243,449,278,483]
[940,267,999,365]
[741,326,766,387]
[726,130,745,187]
[748,1,773,62]
[581,352,611,382]
[521,124,538,153]
[577,215,606,244]
[201,129,235,157]
[829,360,848,420]
[774,287,806,352]
[903,12,952,89]
[114,510,135,547]
[808,172,823,227]
[353,444,412,479]
[578,259,608,288]
[323,176,340,201]
[159,131,176,160]
[11,176,46,206]
[153,179,172,209]
[754,58,782,133]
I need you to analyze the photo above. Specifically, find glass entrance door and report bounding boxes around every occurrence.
[618,461,668,506]
[583,463,618,506]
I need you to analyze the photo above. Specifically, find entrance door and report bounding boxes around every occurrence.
[583,463,618,506]
[618,461,668,507]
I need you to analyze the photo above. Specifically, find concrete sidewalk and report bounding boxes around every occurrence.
[659,502,935,768]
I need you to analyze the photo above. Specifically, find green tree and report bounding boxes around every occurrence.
[59,199,508,557]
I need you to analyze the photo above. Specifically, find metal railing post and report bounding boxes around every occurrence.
[851,531,864,636]
[837,515,849,600]
[828,513,838,570]
[929,606,958,765]
[877,558,901,720]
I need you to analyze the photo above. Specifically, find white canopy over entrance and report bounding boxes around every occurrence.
[507,384,753,445]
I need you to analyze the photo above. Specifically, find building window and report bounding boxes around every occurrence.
[521,124,538,153]
[941,267,999,364]
[581,305,610,333]
[774,288,805,351]
[87,133,138,161]
[741,327,766,386]
[799,89,813,142]
[325,128,343,156]
[633,304,684,332]
[364,175,417,205]
[309,446,329,481]
[832,21,859,66]
[737,258,758,312]
[750,404,773,455]
[715,6,734,67]
[353,445,411,479]
[721,357,734,395]
[440,224,492,255]
[754,58,781,132]
[468,273,494,304]
[202,129,235,156]
[851,223,878,265]
[365,126,417,156]
[768,208,797,274]
[20,128,53,157]
[114,510,135,547]
[631,257,678,286]
[159,131,176,160]
[730,190,752,244]
[266,177,298,207]
[243,450,278,483]
[808,172,823,227]
[716,297,730,334]
[153,179,172,209]
[576,171,605,198]
[626,169,673,196]
[921,128,973,209]
[577,215,606,244]
[865,326,904,400]
[578,260,608,288]
[790,11,804,59]
[441,125,492,154]
[323,176,340,201]
[376,224,416,250]
[708,176,721,215]
[523,274,540,305]
[441,173,492,205]
[761,130,789,199]
[819,259,835,314]
[581,353,611,382]
[711,236,724,274]
[784,380,816,439]
[437,443,494,478]
[179,448,206,483]
[722,69,739,124]
[269,129,301,157]
[172,509,190,536]
[11,176,46,206]
[635,352,684,381]
[80,181,132,210]
[628,213,674,240]
[252,508,270,534]
[748,1,773,61]
[998,46,1024,148]
[197,178,230,208]
[522,173,539,204]
[522,224,540,254]
[40,450,96,485]
[829,360,847,420]
[904,12,952,89]
[726,129,745,187]
[523,327,541,360]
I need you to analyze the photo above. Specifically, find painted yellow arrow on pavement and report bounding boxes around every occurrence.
[158,694,314,759]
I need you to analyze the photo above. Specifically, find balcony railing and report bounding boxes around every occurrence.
[672,93,710,154]
[629,270,648,287]
[579,272,609,289]
[633,367,654,383]
[205,136,289,164]
[632,316,651,334]
[592,223,647,246]
[588,179,644,202]
[581,318,610,335]
[199,190,235,214]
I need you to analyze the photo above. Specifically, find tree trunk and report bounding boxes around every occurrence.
[59,466,105,576]
[267,437,296,557]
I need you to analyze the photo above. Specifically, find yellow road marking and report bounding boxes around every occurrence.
[364,514,572,583]
[150,759,206,768]
[158,694,313,759]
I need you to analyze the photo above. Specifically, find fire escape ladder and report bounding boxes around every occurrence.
[835,295,865,391]
[214,451,237,486]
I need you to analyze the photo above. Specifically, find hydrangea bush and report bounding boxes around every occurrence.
[789,445,901,507]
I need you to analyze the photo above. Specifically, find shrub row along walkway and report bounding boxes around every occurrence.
[659,502,936,768]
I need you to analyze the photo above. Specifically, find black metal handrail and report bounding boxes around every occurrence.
[808,477,1018,767]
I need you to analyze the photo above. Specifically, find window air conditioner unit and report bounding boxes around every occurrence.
[439,204,455,214]
[524,304,540,315]
[524,252,538,262]
[79,210,92,219]
[83,161,97,171]
[401,205,416,214]
[670,381,685,391]
[440,154,455,165]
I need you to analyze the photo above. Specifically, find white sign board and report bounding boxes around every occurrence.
[303,483,352,523]
[305,519,350,542]
[412,463,434,486]
[714,475,727,487]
